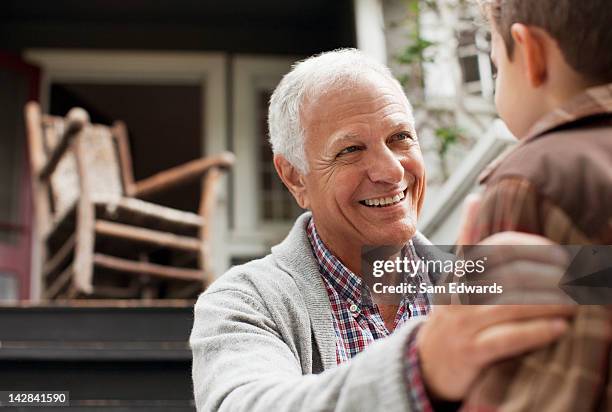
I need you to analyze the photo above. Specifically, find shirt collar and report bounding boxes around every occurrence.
[307,217,365,308]
[524,83,612,141]
[480,82,612,184]
[306,217,418,309]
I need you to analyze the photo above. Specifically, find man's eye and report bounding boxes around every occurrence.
[390,132,414,142]
[337,145,361,156]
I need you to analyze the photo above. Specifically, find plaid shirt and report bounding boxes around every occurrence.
[473,83,612,244]
[306,218,434,412]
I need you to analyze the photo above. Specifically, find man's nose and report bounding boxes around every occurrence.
[366,145,404,184]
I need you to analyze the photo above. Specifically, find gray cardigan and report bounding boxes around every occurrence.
[190,212,430,411]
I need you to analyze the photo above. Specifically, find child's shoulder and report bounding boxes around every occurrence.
[480,121,612,241]
[488,123,612,190]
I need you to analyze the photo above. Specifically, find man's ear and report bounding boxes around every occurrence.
[273,154,310,209]
[510,23,547,87]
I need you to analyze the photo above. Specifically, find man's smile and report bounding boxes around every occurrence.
[358,189,408,208]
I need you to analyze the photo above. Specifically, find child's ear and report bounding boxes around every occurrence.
[273,154,310,209]
[511,23,547,87]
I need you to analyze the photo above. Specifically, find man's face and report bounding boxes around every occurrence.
[299,72,426,254]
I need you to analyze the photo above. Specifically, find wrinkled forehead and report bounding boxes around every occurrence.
[300,71,415,132]
[305,70,410,108]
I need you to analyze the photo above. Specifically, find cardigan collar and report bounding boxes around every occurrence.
[271,212,338,369]
[271,211,436,369]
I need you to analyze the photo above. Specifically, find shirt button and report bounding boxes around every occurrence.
[349,304,359,313]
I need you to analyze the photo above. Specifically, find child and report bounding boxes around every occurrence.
[464,0,612,410]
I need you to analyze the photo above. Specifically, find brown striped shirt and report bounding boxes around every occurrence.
[464,83,612,411]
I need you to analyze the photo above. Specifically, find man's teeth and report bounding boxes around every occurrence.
[363,192,405,207]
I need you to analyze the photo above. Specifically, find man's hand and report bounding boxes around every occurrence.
[416,194,576,401]
[417,303,574,401]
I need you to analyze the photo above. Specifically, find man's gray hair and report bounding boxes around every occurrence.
[268,48,413,174]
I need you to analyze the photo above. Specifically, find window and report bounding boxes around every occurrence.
[0,273,18,301]
[230,56,304,264]
[456,28,495,98]
[257,90,304,221]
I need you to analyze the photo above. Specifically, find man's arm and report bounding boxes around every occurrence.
[190,282,422,412]
[191,243,573,411]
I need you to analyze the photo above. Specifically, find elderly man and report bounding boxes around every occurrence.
[190,49,573,411]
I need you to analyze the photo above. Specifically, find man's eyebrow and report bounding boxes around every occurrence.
[328,132,361,147]
[386,122,415,137]
[390,122,414,131]
[327,123,415,147]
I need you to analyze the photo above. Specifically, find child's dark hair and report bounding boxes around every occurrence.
[483,0,612,83]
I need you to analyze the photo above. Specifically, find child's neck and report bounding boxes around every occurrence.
[547,80,593,111]
[522,76,598,139]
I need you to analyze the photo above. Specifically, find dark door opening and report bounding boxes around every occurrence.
[49,82,203,213]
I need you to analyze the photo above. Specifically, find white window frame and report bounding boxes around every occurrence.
[456,28,495,99]
[23,49,230,287]
[230,55,300,259]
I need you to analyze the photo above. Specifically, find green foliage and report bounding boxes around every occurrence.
[396,34,436,65]
[395,0,438,91]
[408,0,420,14]
[395,0,470,182]
[435,126,464,157]
[434,126,466,179]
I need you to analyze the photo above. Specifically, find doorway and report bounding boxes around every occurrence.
[49,82,203,212]
[23,50,229,291]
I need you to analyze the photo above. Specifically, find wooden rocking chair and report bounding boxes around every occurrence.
[25,102,234,299]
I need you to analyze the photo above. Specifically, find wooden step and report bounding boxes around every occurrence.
[0,305,195,410]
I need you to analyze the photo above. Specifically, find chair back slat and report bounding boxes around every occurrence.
[39,110,124,219]
[80,124,123,198]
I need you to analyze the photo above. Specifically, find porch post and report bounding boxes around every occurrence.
[353,0,388,64]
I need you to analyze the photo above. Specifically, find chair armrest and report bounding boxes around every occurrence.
[38,108,89,180]
[133,152,235,198]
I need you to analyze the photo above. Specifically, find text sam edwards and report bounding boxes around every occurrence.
[372,282,503,295]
